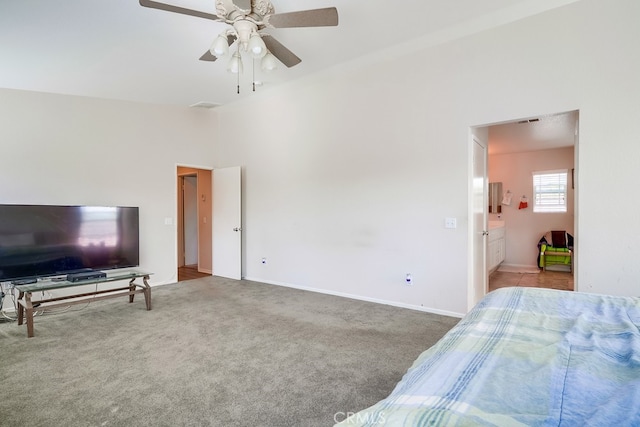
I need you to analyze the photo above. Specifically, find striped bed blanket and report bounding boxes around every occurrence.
[335,287,640,426]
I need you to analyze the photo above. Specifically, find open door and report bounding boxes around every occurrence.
[213,166,242,279]
[471,135,488,309]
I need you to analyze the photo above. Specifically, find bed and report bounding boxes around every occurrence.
[335,287,640,426]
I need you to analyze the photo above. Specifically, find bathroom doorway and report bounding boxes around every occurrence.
[479,110,578,296]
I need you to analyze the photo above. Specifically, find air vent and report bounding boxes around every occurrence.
[189,101,220,109]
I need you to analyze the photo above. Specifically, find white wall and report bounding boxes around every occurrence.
[2,0,639,317]
[0,89,217,309]
[489,147,575,269]
[214,0,640,314]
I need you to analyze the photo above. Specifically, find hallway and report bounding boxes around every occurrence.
[178,265,211,282]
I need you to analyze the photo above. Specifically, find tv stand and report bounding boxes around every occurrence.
[15,271,152,338]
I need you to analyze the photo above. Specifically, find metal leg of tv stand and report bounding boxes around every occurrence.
[143,275,152,310]
[128,275,152,310]
[17,291,35,338]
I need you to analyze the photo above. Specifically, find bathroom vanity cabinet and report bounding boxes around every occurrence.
[488,222,506,273]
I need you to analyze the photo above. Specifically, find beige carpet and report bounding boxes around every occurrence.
[0,276,459,426]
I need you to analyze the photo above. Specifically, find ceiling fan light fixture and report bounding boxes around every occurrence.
[233,20,256,49]
[261,51,278,72]
[210,33,230,57]
[227,51,243,74]
[139,0,340,93]
[248,33,267,58]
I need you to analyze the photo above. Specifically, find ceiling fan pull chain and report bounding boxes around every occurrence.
[237,66,240,94]
[252,59,256,92]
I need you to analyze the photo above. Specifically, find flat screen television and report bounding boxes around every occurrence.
[0,204,139,282]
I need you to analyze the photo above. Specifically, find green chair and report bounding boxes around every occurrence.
[539,230,573,273]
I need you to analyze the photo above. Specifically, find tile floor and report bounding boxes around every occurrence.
[489,269,574,292]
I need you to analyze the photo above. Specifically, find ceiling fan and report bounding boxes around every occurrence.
[139,0,339,71]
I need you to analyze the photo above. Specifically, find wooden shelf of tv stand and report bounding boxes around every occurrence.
[15,271,152,338]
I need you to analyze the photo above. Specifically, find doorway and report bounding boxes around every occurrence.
[177,166,212,281]
[472,110,579,301]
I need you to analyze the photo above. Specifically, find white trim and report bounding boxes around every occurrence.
[243,276,465,319]
[468,132,488,312]
[499,263,539,270]
[175,163,214,172]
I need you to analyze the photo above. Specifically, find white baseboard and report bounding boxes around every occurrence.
[501,263,538,269]
[498,264,540,273]
[2,278,467,319]
[243,276,465,318]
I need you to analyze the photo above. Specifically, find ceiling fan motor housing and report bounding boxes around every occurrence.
[233,20,258,47]
[216,0,275,21]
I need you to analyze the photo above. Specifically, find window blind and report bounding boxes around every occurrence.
[532,170,568,213]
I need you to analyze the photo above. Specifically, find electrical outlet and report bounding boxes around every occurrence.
[445,217,457,229]
[405,273,413,285]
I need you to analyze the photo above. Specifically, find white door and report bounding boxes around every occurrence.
[471,136,488,309]
[213,166,242,279]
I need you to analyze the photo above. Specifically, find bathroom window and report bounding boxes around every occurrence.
[532,170,568,213]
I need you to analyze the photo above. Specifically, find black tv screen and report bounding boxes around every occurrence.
[0,204,139,281]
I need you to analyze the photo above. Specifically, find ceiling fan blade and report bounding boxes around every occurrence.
[267,7,338,28]
[199,35,237,62]
[139,0,220,21]
[232,0,252,12]
[261,35,301,68]
[199,51,217,62]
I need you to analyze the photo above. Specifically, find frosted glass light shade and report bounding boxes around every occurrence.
[248,34,267,58]
[261,52,278,72]
[210,34,229,57]
[227,51,243,74]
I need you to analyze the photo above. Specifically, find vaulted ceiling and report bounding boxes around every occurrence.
[1,0,579,108]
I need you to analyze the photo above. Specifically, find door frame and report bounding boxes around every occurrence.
[469,110,580,303]
[176,165,213,277]
[178,174,198,268]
